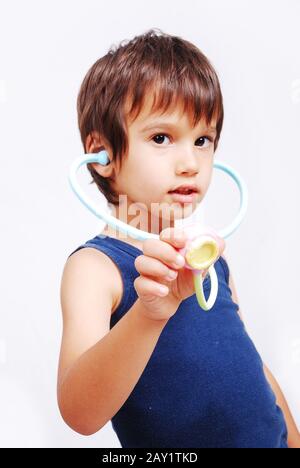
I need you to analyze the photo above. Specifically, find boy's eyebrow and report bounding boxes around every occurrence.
[139,121,217,135]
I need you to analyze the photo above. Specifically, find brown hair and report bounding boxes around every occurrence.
[77,28,224,206]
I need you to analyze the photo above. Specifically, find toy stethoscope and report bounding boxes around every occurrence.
[69,150,248,311]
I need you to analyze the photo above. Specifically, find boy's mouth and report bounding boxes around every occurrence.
[169,189,196,195]
[168,186,199,204]
[168,184,199,195]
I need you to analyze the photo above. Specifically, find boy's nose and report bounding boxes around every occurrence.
[175,149,199,174]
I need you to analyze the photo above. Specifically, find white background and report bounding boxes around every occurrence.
[0,0,299,448]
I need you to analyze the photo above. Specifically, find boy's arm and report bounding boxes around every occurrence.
[223,255,300,449]
[262,363,300,448]
[58,249,170,436]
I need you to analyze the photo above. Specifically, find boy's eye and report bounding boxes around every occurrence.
[152,134,171,145]
[151,133,213,148]
[196,136,213,147]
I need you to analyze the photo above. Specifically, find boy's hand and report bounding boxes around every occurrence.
[134,227,207,322]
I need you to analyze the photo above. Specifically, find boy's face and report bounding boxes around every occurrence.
[110,94,217,230]
[92,94,218,233]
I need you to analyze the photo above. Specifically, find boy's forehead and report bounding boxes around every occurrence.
[125,93,216,132]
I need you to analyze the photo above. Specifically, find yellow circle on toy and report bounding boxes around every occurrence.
[185,236,219,270]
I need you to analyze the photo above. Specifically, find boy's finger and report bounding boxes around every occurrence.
[159,227,187,248]
[142,238,186,270]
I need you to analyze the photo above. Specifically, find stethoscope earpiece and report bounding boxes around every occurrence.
[69,151,248,311]
[94,149,110,166]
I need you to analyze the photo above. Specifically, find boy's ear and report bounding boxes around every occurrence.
[85,131,115,178]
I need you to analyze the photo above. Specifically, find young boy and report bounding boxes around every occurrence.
[57,29,300,448]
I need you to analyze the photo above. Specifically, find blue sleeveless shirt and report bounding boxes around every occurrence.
[68,234,288,448]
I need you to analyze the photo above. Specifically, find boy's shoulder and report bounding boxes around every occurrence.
[66,246,124,316]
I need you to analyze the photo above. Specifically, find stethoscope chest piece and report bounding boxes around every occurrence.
[178,225,225,311]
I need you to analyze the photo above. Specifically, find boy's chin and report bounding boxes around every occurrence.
[160,202,198,221]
